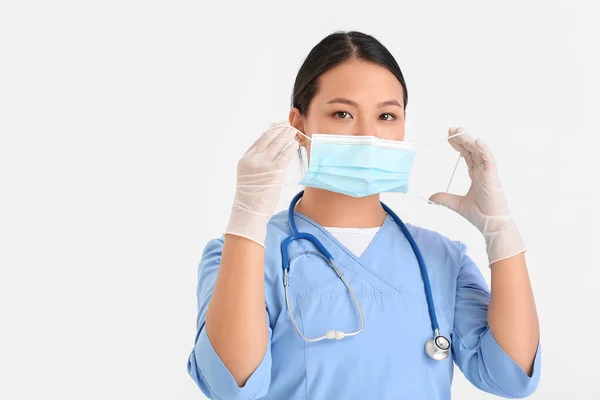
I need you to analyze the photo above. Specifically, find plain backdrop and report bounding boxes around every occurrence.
[1,1,599,399]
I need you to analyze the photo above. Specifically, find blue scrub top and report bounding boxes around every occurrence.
[187,209,541,399]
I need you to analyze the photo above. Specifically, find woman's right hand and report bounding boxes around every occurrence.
[225,120,300,246]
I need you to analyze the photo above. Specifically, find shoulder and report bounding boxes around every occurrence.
[403,222,461,248]
[265,210,292,239]
[402,221,467,270]
[263,209,291,273]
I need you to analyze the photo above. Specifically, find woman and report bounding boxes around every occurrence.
[187,31,541,399]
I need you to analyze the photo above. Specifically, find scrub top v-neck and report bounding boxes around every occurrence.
[323,226,381,258]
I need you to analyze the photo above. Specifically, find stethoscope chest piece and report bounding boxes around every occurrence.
[425,330,451,360]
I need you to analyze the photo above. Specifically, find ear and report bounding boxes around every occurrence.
[289,107,309,148]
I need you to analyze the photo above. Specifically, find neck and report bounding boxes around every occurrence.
[295,188,387,228]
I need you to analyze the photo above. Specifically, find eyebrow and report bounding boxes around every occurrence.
[326,97,404,108]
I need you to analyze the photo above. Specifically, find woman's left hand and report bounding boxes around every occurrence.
[429,127,526,266]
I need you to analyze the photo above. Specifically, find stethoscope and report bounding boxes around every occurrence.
[281,190,451,361]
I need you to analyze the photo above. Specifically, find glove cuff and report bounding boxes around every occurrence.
[483,216,526,267]
[225,202,271,247]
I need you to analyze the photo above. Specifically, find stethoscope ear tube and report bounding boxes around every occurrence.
[282,232,334,271]
[283,250,365,342]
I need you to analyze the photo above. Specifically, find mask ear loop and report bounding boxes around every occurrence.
[445,154,461,193]
[295,131,312,176]
[417,130,466,148]
[296,131,312,141]
[404,191,440,205]
[408,130,466,206]
[297,146,306,176]
[438,131,465,196]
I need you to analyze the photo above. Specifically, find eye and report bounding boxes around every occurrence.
[333,111,352,119]
[380,113,396,121]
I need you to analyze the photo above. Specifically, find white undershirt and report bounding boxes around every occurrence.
[323,226,381,258]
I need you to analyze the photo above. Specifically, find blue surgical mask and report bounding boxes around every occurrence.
[298,134,417,198]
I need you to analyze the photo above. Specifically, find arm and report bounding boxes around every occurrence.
[451,244,541,398]
[206,121,298,386]
[206,235,269,386]
[430,127,542,396]
[488,252,540,376]
[187,238,273,399]
[187,121,299,397]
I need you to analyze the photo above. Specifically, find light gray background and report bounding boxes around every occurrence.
[1,1,598,399]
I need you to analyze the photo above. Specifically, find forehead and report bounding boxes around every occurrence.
[314,59,405,105]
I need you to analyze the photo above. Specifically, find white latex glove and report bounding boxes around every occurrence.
[429,127,526,266]
[225,120,300,247]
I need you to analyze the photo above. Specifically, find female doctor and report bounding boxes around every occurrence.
[187,31,541,400]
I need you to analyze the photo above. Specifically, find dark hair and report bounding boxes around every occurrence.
[291,31,408,116]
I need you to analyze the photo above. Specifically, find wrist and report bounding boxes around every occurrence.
[483,217,526,267]
[225,203,271,247]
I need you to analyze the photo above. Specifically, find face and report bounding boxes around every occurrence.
[289,59,406,154]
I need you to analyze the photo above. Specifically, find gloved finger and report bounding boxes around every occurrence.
[245,133,267,156]
[463,153,474,169]
[272,137,300,166]
[452,131,488,164]
[464,154,475,181]
[244,123,282,155]
[461,138,482,163]
[447,127,464,153]
[447,127,473,158]
[450,129,494,165]
[462,137,492,171]
[253,121,296,154]
[474,138,498,175]
[428,192,464,214]
[449,128,477,151]
[245,121,287,153]
[252,124,290,154]
[474,138,495,160]
[451,141,471,159]
[262,126,298,160]
[448,129,479,182]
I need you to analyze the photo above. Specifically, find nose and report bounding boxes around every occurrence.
[353,118,377,137]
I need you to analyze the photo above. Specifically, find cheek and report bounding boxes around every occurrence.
[378,122,406,141]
